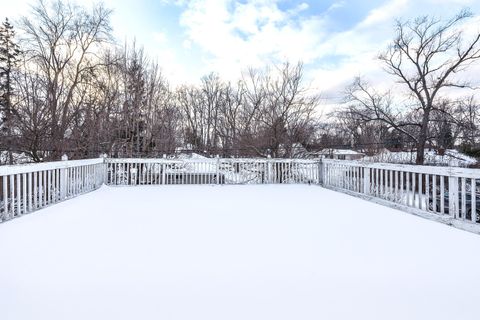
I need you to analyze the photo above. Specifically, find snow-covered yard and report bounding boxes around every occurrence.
[362,149,478,167]
[1,185,480,320]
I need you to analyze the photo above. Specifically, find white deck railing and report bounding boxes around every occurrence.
[105,158,320,186]
[322,159,480,227]
[1,157,480,233]
[0,158,105,222]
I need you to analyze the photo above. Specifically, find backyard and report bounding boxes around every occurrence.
[1,185,480,320]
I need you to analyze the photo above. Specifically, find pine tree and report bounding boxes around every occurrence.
[438,120,454,151]
[0,18,21,164]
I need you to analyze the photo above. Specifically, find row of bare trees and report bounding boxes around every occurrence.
[177,65,319,158]
[0,0,319,163]
[331,95,479,154]
[0,0,479,164]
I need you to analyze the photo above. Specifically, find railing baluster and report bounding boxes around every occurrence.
[16,174,21,216]
[33,171,38,209]
[418,173,423,209]
[440,176,445,214]
[472,178,477,223]
[3,176,8,220]
[425,174,430,212]
[461,177,467,220]
[22,173,27,214]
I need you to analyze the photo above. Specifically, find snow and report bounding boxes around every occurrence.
[175,152,208,160]
[362,149,477,167]
[0,151,33,165]
[1,185,480,320]
[319,148,364,155]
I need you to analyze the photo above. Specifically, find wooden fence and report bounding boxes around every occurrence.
[0,158,105,222]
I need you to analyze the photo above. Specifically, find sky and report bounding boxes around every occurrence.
[1,0,480,104]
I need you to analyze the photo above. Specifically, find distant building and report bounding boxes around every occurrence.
[313,149,365,161]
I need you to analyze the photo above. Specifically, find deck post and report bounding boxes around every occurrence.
[448,175,459,218]
[318,160,324,186]
[161,155,166,185]
[216,155,220,185]
[60,154,68,200]
[100,153,108,185]
[267,156,272,184]
[363,167,371,195]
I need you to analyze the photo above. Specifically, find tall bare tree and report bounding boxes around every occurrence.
[347,10,480,164]
[20,0,112,159]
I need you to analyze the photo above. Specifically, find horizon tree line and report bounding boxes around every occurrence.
[0,0,479,165]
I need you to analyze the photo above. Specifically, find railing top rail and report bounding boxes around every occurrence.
[105,158,319,164]
[106,158,185,164]
[2,156,477,178]
[322,159,480,178]
[0,158,104,176]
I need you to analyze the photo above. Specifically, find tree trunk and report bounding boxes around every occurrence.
[415,108,431,165]
[415,138,426,165]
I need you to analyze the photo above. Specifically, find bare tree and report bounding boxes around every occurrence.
[347,10,480,164]
[20,0,112,159]
[254,62,319,157]
[456,96,479,146]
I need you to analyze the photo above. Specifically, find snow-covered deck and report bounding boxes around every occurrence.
[1,185,480,320]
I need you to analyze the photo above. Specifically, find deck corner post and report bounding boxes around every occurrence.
[60,154,68,200]
[448,175,459,218]
[162,163,166,185]
[318,160,324,186]
[100,154,108,185]
[363,167,371,195]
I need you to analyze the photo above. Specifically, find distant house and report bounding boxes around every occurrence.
[314,149,365,161]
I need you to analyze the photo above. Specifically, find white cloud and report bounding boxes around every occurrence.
[0,0,31,21]
[152,31,167,45]
[177,0,328,80]
[173,0,480,105]
[288,2,310,15]
[309,0,477,96]
[4,0,480,98]
[326,1,347,12]
[182,39,192,49]
[359,0,409,28]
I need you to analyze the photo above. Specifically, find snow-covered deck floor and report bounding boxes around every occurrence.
[1,185,480,320]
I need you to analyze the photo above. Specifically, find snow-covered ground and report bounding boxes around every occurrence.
[0,151,33,165]
[1,185,480,320]
[362,149,478,167]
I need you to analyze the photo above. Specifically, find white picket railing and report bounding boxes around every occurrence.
[105,158,320,186]
[0,158,105,222]
[322,159,480,225]
[2,156,480,232]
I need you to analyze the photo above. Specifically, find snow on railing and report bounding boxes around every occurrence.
[322,159,480,228]
[0,158,105,222]
[105,158,320,186]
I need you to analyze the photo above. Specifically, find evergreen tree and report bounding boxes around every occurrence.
[437,120,454,151]
[0,18,21,164]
